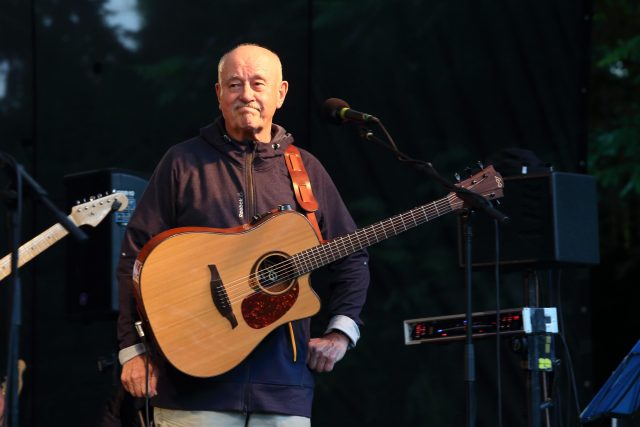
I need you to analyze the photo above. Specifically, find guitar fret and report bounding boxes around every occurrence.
[410,209,418,227]
[311,247,320,270]
[347,234,356,254]
[321,243,329,267]
[338,236,348,259]
[400,213,407,231]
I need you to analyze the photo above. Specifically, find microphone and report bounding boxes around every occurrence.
[322,98,378,124]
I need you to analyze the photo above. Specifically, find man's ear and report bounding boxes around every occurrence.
[277,80,289,109]
[215,82,221,102]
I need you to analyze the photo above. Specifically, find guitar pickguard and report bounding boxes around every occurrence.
[241,283,299,329]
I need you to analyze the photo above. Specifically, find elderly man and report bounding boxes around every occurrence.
[116,44,370,426]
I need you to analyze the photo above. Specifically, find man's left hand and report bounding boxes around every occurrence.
[306,331,350,373]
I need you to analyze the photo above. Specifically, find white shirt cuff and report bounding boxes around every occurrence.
[325,314,360,348]
[118,343,146,365]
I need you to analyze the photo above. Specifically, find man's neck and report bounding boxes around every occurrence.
[228,127,271,143]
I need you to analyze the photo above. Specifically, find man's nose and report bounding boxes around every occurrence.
[239,83,254,101]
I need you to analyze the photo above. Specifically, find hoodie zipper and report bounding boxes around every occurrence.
[243,142,258,415]
[245,142,258,219]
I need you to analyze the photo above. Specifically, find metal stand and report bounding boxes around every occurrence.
[1,152,87,427]
[461,211,477,427]
[521,271,557,427]
[354,123,507,427]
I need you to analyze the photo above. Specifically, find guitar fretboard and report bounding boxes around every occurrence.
[291,194,459,276]
[0,222,70,281]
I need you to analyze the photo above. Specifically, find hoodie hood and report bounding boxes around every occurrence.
[199,117,295,169]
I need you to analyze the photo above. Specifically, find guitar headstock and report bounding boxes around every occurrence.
[69,192,129,227]
[449,165,504,210]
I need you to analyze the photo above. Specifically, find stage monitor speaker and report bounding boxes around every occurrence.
[64,168,148,319]
[458,171,600,269]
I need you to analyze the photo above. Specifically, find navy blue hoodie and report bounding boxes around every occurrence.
[116,118,369,417]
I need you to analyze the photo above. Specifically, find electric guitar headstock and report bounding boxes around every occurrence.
[69,192,129,227]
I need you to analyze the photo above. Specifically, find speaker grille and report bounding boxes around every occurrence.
[64,168,148,319]
[458,171,600,269]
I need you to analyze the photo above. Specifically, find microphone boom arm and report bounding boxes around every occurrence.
[358,126,508,223]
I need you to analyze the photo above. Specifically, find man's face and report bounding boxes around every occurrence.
[215,46,288,143]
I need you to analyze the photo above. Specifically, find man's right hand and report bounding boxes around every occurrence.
[121,354,158,398]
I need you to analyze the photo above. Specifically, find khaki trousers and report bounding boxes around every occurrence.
[154,407,311,427]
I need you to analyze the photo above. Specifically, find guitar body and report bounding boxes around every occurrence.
[134,210,322,378]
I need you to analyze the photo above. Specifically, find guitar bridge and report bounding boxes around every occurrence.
[208,264,238,329]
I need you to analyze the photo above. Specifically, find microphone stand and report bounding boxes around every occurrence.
[0,152,88,427]
[357,124,508,427]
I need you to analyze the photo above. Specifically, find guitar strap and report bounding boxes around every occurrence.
[283,144,324,363]
[284,144,324,242]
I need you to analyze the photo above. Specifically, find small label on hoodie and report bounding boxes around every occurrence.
[237,192,244,219]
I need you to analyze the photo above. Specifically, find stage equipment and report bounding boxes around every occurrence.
[322,98,379,124]
[64,168,148,319]
[458,171,599,268]
[403,307,558,346]
[581,339,640,424]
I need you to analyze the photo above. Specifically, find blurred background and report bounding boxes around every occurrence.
[1,0,639,425]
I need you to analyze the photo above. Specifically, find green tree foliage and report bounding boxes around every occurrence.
[589,0,640,395]
[590,0,640,250]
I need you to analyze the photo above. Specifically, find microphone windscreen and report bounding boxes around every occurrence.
[322,98,350,124]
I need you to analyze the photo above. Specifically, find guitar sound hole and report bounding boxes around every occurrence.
[253,252,294,295]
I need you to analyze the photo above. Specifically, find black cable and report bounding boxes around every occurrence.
[144,354,150,427]
[554,270,582,424]
[4,159,23,427]
[494,219,503,427]
[558,333,582,422]
[550,357,564,427]
[134,321,151,427]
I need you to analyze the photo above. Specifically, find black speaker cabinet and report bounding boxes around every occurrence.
[458,171,600,269]
[64,168,148,319]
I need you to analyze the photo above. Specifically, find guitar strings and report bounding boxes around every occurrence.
[219,179,482,298]
[221,195,457,303]
[217,195,461,305]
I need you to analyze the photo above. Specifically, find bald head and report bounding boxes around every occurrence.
[217,44,283,84]
[214,43,289,143]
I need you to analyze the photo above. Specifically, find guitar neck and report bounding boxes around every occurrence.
[0,221,72,282]
[292,194,455,275]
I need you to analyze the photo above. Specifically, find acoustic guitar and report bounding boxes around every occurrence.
[133,166,504,377]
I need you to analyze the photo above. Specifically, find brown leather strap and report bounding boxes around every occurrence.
[284,145,324,242]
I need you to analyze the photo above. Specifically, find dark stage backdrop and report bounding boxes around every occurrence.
[0,1,604,426]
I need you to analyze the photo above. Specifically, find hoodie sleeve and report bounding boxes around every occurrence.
[301,151,370,328]
[117,148,179,351]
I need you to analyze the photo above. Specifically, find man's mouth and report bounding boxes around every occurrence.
[236,103,260,112]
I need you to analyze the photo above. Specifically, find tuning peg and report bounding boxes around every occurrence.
[454,172,461,183]
[464,167,473,177]
[76,200,81,205]
[476,160,484,170]
[97,193,103,198]
[89,195,96,201]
